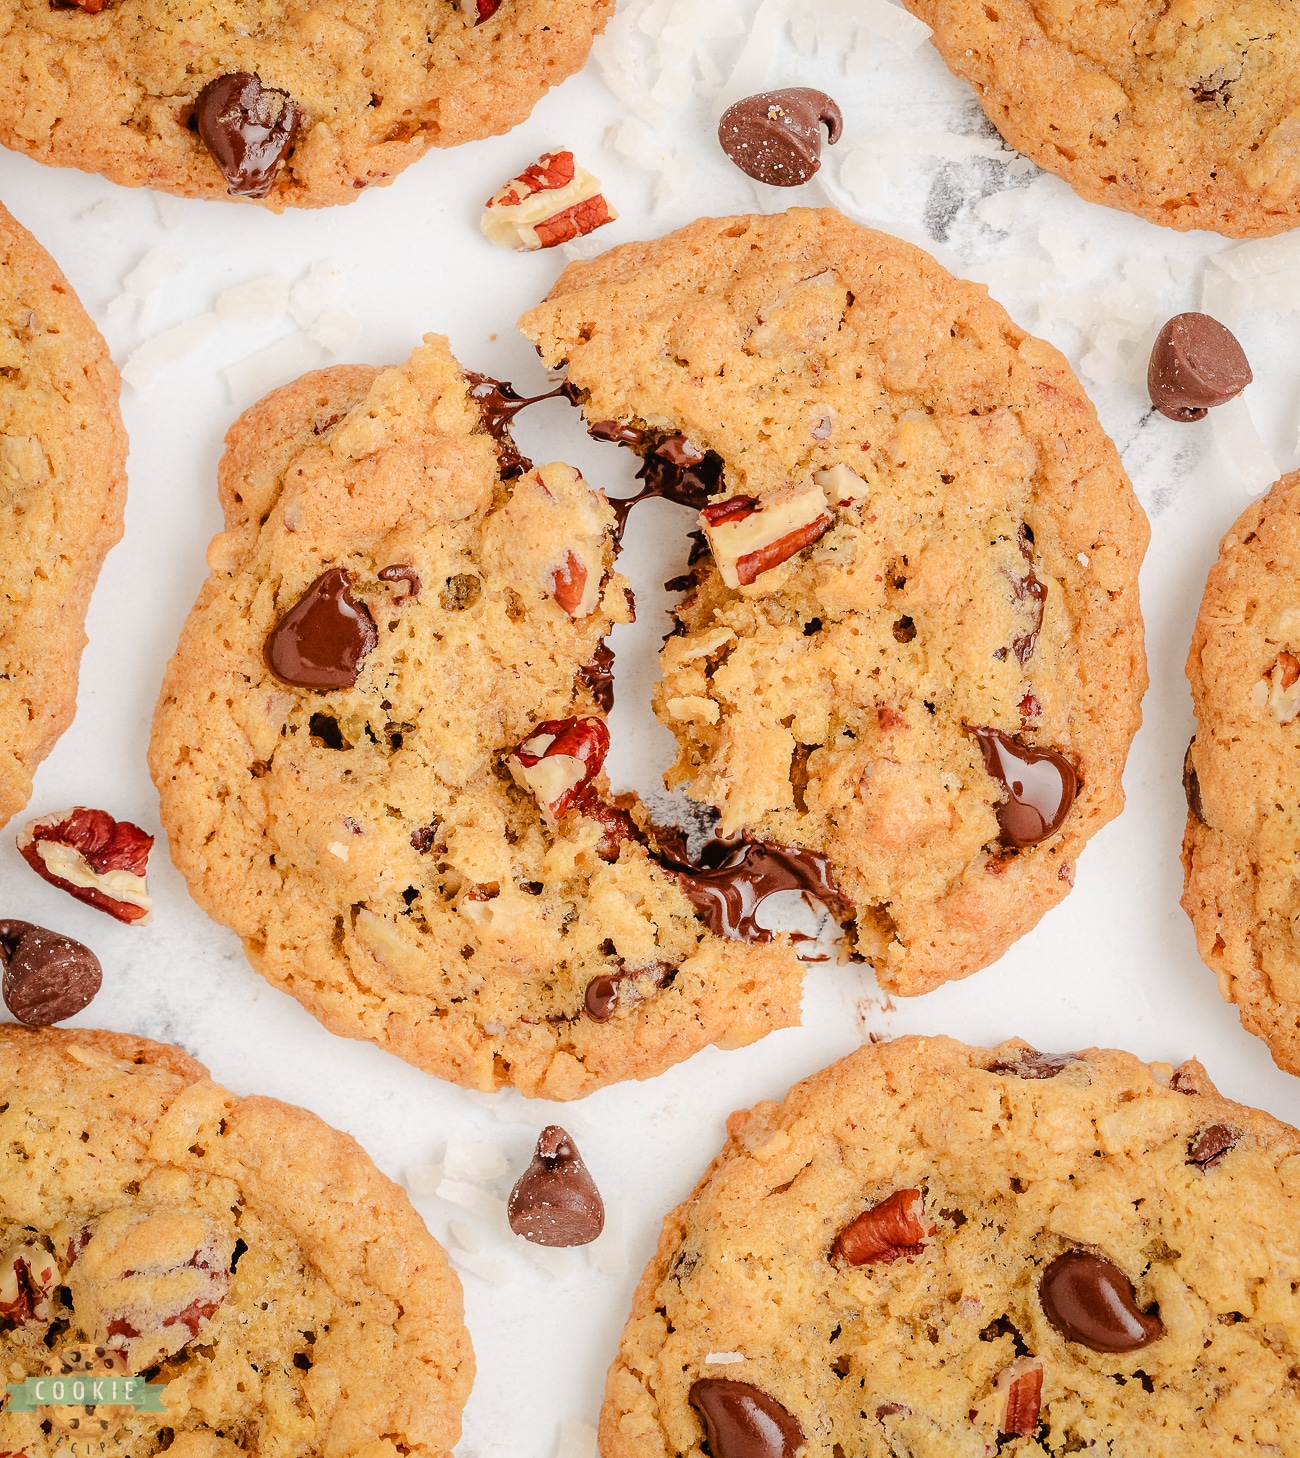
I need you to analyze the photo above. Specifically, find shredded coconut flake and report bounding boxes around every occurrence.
[588,1200,628,1276]
[705,1352,745,1364]
[555,1421,599,1458]
[120,312,218,391]
[448,1219,482,1255]
[221,332,325,408]
[443,1139,508,1184]
[521,1239,582,1278]
[404,1163,444,1196]
[436,1178,510,1230]
[154,192,188,230]
[606,117,699,211]
[307,306,363,356]
[290,258,346,328]
[1212,394,1277,497]
[450,1249,515,1285]
[216,274,290,321]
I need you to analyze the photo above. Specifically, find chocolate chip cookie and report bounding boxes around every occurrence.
[902,0,1300,236]
[0,0,612,208]
[600,1035,1300,1458]
[0,202,126,829]
[1182,470,1300,1075]
[521,209,1148,998]
[148,337,805,1098]
[0,1025,473,1457]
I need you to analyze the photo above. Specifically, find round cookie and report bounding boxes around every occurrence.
[600,1034,1300,1458]
[149,336,803,1099]
[901,0,1300,237]
[0,1025,473,1458]
[0,201,126,828]
[0,0,612,209]
[1182,471,1300,1075]
[520,209,1148,998]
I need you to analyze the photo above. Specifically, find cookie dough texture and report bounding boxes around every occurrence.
[0,1026,472,1458]
[0,0,612,208]
[601,1035,1300,1458]
[521,209,1148,997]
[903,0,1300,236]
[1183,471,1300,1075]
[149,335,801,1099]
[0,202,126,828]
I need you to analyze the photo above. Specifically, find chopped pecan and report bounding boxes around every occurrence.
[0,1243,59,1328]
[18,808,154,925]
[551,550,589,616]
[699,483,832,589]
[832,1188,932,1266]
[460,0,501,19]
[481,150,617,252]
[970,1356,1043,1435]
[508,717,610,826]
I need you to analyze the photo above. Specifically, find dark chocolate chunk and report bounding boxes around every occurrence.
[1039,1250,1164,1352]
[264,567,377,690]
[967,727,1078,848]
[1187,1124,1238,1170]
[1011,525,1047,666]
[717,89,843,187]
[195,73,301,199]
[689,1379,805,1458]
[1148,313,1252,422]
[0,919,102,1025]
[591,430,725,540]
[987,1048,1074,1079]
[1183,739,1206,825]
[379,564,421,598]
[583,960,673,1021]
[576,641,615,713]
[507,1126,604,1246]
[463,372,581,478]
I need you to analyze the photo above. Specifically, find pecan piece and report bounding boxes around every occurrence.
[481,150,617,252]
[970,1356,1043,1435]
[0,1242,60,1328]
[551,550,589,616]
[459,0,501,20]
[508,717,609,826]
[832,1188,932,1266]
[18,808,154,925]
[1259,650,1300,724]
[699,483,832,589]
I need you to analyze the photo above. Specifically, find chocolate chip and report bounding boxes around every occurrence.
[507,1126,604,1246]
[717,89,843,186]
[987,1048,1074,1079]
[576,641,616,713]
[1183,739,1206,825]
[967,727,1078,848]
[194,73,301,199]
[583,973,621,1021]
[1039,1250,1164,1352]
[0,919,102,1026]
[264,567,377,690]
[1187,1124,1238,1170]
[378,564,421,598]
[688,1379,804,1458]
[1148,313,1252,422]
[463,373,580,478]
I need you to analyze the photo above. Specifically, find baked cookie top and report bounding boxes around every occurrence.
[0,1026,473,1458]
[601,1035,1300,1458]
[149,336,806,1099]
[0,0,612,208]
[521,209,1148,998]
[1183,470,1300,1075]
[0,201,126,828]
[902,0,1300,237]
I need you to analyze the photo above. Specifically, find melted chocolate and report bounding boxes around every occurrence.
[590,427,725,541]
[379,564,421,598]
[264,567,377,690]
[1183,739,1206,825]
[1039,1251,1164,1353]
[1011,527,1047,666]
[194,73,301,199]
[967,727,1078,848]
[464,372,581,478]
[689,1380,804,1458]
[987,1048,1074,1079]
[584,960,674,1021]
[576,641,615,712]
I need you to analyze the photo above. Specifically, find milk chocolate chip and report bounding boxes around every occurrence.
[718,89,843,186]
[689,1379,805,1458]
[1039,1250,1163,1352]
[0,919,101,1025]
[1148,313,1252,422]
[1183,740,1206,825]
[195,73,302,199]
[265,567,377,689]
[507,1126,604,1246]
[967,727,1078,848]
[1187,1124,1238,1170]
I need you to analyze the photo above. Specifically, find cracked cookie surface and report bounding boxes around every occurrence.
[0,0,612,208]
[600,1034,1300,1458]
[0,201,126,828]
[149,335,803,1098]
[1183,471,1300,1076]
[0,1025,472,1458]
[521,209,1148,998]
[902,0,1300,236]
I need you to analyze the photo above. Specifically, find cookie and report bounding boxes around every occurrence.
[0,0,612,209]
[520,209,1148,997]
[1182,470,1300,1075]
[599,1034,1300,1457]
[149,336,804,1099]
[0,1025,473,1457]
[0,202,126,828]
[901,0,1300,237]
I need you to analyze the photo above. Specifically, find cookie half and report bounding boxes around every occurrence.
[521,209,1148,997]
[0,201,126,828]
[0,1026,473,1458]
[902,0,1300,236]
[0,0,612,209]
[1182,471,1300,1074]
[600,1035,1300,1457]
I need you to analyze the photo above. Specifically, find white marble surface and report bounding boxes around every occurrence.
[3,3,1300,1454]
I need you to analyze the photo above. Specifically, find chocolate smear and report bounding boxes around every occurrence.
[967,727,1078,848]
[1039,1250,1164,1352]
[584,960,673,1021]
[378,564,420,598]
[1011,525,1047,666]
[265,567,378,690]
[464,372,581,478]
[718,88,844,187]
[507,1126,604,1246]
[590,428,725,541]
[0,919,101,1025]
[1183,739,1206,825]
[689,1379,805,1458]
[1187,1124,1238,1170]
[576,640,615,713]
[1148,313,1252,422]
[195,73,301,199]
